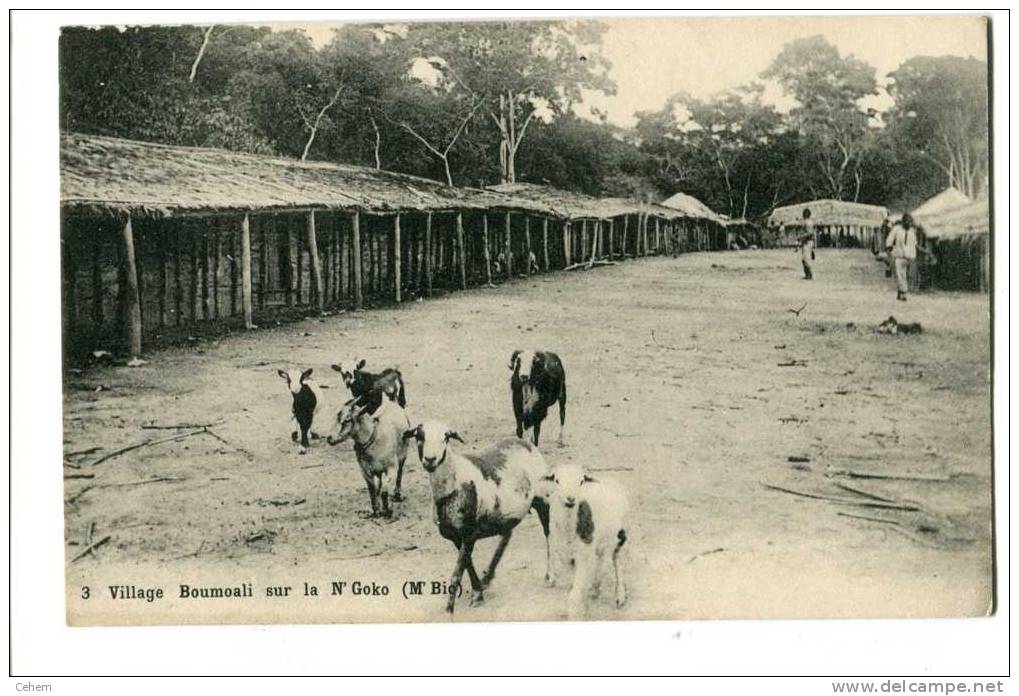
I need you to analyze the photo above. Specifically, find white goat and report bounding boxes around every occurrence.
[403,421,553,614]
[327,396,410,517]
[542,464,629,620]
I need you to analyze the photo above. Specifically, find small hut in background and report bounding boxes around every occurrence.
[768,199,888,249]
[911,189,990,292]
[658,192,728,251]
[60,133,554,360]
[720,216,762,249]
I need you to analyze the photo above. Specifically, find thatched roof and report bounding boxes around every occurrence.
[914,196,989,239]
[911,188,971,218]
[660,192,725,223]
[769,199,888,228]
[60,132,554,218]
[487,182,646,221]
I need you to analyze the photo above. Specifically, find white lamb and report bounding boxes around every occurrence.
[542,464,629,620]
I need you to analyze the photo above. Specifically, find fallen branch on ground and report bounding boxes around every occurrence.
[686,547,725,564]
[777,359,808,367]
[202,428,255,460]
[787,303,807,316]
[564,260,618,271]
[66,486,93,504]
[328,544,419,561]
[104,476,185,488]
[64,473,95,480]
[71,535,110,562]
[142,420,223,430]
[90,429,206,466]
[761,483,920,511]
[830,469,951,482]
[836,511,944,549]
[833,481,898,503]
[65,446,102,458]
[588,466,635,472]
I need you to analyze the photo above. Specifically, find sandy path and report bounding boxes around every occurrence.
[63,249,993,624]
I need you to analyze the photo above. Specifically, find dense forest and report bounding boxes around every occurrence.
[59,21,989,220]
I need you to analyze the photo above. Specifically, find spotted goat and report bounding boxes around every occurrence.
[403,421,554,613]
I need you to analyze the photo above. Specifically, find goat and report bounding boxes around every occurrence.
[278,368,317,449]
[403,421,553,614]
[327,396,411,516]
[541,464,629,620]
[331,359,407,412]
[509,349,567,447]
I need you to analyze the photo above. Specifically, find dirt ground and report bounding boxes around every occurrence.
[63,249,993,625]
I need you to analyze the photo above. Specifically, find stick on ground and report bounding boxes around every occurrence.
[762,482,920,511]
[71,535,111,563]
[89,429,206,466]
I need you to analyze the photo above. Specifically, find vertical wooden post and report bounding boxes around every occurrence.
[257,220,268,310]
[323,220,331,305]
[229,230,238,317]
[296,220,305,304]
[563,221,571,268]
[157,229,167,326]
[91,232,104,328]
[608,219,615,260]
[524,216,532,274]
[621,215,629,258]
[424,212,433,295]
[121,216,143,356]
[654,217,661,255]
[351,211,363,309]
[189,226,199,321]
[307,211,324,311]
[211,227,220,319]
[240,213,254,329]
[393,213,402,303]
[504,212,513,278]
[201,229,211,318]
[542,217,550,270]
[456,211,466,290]
[62,229,77,340]
[173,233,182,326]
[482,213,493,286]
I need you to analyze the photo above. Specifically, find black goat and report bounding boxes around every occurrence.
[278,368,317,449]
[509,349,567,447]
[331,359,407,412]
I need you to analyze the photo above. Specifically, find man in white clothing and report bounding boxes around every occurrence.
[885,213,918,301]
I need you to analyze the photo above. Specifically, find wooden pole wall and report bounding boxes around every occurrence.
[482,214,493,286]
[504,212,513,278]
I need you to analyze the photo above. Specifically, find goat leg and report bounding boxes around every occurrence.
[482,530,513,588]
[392,455,406,502]
[532,420,542,447]
[447,542,469,614]
[532,498,555,586]
[463,542,485,607]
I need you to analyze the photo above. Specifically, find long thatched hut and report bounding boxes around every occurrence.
[486,183,685,265]
[768,199,888,249]
[60,132,555,359]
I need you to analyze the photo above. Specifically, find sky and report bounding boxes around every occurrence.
[271,14,988,128]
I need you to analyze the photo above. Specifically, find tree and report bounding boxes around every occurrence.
[406,20,616,183]
[885,56,988,198]
[762,35,878,200]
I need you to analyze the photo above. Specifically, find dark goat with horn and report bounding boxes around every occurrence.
[509,349,567,447]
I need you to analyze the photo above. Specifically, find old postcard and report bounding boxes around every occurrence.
[58,14,993,627]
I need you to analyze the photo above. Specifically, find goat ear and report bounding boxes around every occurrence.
[277,370,290,382]
[445,430,464,444]
[356,358,367,370]
[402,427,420,441]
[301,368,313,382]
[330,364,343,373]
[508,350,521,370]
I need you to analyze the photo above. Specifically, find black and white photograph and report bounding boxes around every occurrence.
[10,10,1006,677]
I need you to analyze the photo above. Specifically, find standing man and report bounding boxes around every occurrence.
[800,207,815,280]
[885,213,918,301]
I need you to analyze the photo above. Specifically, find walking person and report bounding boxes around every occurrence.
[799,208,815,280]
[885,213,918,301]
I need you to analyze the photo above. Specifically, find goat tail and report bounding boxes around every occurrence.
[616,529,627,549]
